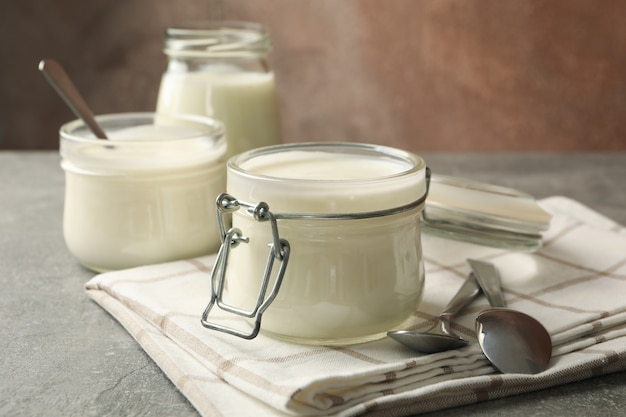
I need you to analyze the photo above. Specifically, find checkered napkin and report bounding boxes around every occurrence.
[85,196,626,417]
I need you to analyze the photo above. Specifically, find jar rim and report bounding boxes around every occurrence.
[60,112,225,145]
[228,142,426,185]
[164,20,271,58]
[60,112,227,172]
[225,142,428,215]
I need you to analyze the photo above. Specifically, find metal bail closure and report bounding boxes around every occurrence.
[200,193,290,340]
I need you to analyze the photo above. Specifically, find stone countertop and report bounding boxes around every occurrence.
[1,151,625,417]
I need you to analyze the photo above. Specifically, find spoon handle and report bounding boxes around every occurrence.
[440,273,481,319]
[38,59,108,139]
[467,259,506,308]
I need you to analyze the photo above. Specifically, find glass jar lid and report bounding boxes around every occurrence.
[423,174,552,251]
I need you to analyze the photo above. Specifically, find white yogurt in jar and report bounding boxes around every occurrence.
[60,113,227,272]
[156,68,281,157]
[214,143,428,344]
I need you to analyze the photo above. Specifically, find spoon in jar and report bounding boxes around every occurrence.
[387,273,481,353]
[38,59,108,139]
[469,258,552,374]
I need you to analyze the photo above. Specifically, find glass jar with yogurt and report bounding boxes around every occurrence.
[60,112,227,272]
[201,142,429,345]
[156,21,282,158]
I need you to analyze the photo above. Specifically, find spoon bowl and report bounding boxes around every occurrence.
[476,308,552,374]
[388,273,481,353]
[468,258,552,374]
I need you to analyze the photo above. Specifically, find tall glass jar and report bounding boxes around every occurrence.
[156,21,282,157]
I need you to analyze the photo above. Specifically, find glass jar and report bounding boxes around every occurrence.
[201,142,429,345]
[60,112,227,272]
[156,21,282,158]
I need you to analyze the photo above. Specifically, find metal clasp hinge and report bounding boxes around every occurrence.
[200,193,290,340]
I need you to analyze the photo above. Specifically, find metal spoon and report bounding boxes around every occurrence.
[468,258,552,374]
[38,59,108,139]
[388,273,481,353]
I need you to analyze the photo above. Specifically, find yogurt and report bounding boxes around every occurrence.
[60,113,227,272]
[156,70,281,157]
[210,143,428,344]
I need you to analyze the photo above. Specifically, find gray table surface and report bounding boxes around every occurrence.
[2,151,625,417]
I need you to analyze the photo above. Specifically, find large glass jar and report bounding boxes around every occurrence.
[201,142,429,345]
[156,21,282,158]
[60,112,227,272]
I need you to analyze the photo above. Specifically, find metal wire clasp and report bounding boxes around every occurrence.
[200,193,290,339]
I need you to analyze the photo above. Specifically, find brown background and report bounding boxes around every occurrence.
[1,0,625,152]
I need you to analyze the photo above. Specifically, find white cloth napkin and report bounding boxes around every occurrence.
[85,196,626,417]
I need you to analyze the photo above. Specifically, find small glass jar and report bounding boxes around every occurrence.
[60,112,227,272]
[156,20,282,158]
[201,142,429,345]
